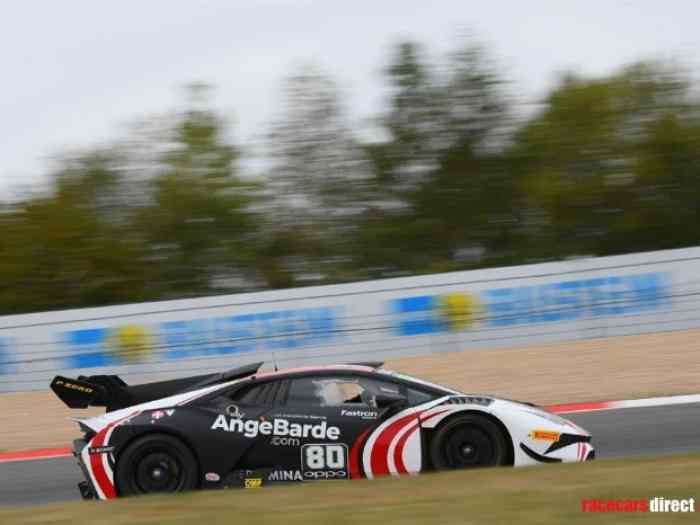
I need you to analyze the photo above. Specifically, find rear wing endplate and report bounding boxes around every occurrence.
[50,376,105,409]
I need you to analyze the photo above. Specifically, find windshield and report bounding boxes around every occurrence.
[378,369,461,395]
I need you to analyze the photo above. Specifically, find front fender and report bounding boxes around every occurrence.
[419,398,593,466]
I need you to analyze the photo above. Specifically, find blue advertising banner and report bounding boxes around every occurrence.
[62,305,344,369]
[391,272,672,336]
[0,337,10,375]
[2,246,698,392]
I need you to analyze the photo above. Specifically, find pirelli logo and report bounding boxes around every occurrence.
[54,379,94,394]
[529,430,561,442]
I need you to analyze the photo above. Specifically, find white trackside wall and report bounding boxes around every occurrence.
[1,246,700,392]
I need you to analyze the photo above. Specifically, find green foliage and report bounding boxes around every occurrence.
[135,100,258,297]
[0,91,259,313]
[0,152,154,312]
[1,46,700,315]
[511,63,700,259]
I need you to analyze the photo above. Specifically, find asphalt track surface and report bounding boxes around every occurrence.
[1,402,699,508]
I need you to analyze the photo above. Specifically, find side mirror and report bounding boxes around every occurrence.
[374,390,408,409]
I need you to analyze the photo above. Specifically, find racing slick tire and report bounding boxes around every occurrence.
[115,434,199,496]
[429,414,509,470]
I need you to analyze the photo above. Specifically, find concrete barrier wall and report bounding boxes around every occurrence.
[1,246,699,392]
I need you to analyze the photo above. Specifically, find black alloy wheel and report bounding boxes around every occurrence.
[430,414,508,470]
[115,434,198,496]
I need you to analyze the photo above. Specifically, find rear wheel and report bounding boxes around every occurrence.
[429,414,508,470]
[115,434,199,496]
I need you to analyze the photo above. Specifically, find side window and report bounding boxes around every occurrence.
[235,384,266,404]
[232,380,287,405]
[287,376,407,408]
[288,376,369,407]
[406,387,435,407]
[287,377,323,406]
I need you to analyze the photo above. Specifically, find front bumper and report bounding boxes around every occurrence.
[519,433,594,464]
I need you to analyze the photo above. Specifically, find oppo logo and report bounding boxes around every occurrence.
[304,470,347,479]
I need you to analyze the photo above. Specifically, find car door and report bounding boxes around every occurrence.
[204,376,363,481]
[207,378,291,475]
[280,373,415,481]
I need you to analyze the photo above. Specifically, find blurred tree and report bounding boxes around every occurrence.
[408,41,514,267]
[625,111,700,251]
[509,62,700,260]
[356,40,513,275]
[0,152,153,313]
[368,41,442,192]
[438,42,509,149]
[264,66,374,284]
[0,87,262,314]
[2,46,700,316]
[135,85,259,297]
[269,66,374,219]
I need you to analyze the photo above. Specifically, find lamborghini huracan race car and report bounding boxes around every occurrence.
[51,362,594,500]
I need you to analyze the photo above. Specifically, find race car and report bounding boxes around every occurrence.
[50,362,594,500]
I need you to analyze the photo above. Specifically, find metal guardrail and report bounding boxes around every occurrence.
[1,246,699,392]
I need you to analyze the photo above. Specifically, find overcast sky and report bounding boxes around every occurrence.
[1,0,697,196]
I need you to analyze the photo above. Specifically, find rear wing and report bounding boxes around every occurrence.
[51,375,109,409]
[50,361,263,412]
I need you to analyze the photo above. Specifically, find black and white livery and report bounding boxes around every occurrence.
[50,362,594,500]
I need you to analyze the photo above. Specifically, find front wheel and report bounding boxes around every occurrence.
[429,414,509,470]
[115,434,199,497]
